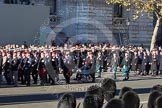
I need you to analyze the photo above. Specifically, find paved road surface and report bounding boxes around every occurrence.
[0,72,162,108]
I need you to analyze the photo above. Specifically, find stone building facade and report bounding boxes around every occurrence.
[48,0,154,47]
[0,0,155,47]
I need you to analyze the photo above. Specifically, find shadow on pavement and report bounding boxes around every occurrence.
[0,87,151,105]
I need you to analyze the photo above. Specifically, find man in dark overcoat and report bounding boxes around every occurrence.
[141,51,149,76]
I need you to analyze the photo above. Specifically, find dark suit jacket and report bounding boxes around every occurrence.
[51,57,59,70]
[3,57,12,71]
[11,57,19,71]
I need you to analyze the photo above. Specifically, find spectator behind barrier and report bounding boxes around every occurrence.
[101,78,116,102]
[155,95,162,108]
[85,85,104,108]
[119,86,133,99]
[148,91,162,108]
[83,95,100,108]
[122,91,140,108]
[151,85,162,92]
[105,98,125,108]
[57,93,76,108]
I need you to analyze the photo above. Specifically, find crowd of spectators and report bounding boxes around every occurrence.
[57,78,162,108]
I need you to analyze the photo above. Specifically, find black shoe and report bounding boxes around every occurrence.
[123,78,127,81]
[73,78,77,80]
[66,80,70,84]
[51,82,55,85]
[7,82,11,85]
[92,79,95,83]
[96,76,101,78]
[41,84,45,86]
[33,82,37,84]
[21,82,25,85]
[127,77,129,80]
[26,84,30,86]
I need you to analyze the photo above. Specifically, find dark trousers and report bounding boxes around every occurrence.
[146,64,150,75]
[32,70,38,84]
[157,65,160,75]
[13,70,18,86]
[18,69,25,84]
[48,75,55,84]
[40,75,46,85]
[24,69,31,86]
[4,70,12,85]
[103,61,107,71]
[63,71,70,84]
[152,70,157,76]
[138,64,142,74]
[90,73,95,82]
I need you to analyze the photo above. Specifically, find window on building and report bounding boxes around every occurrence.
[53,0,56,14]
[49,0,56,15]
[113,3,122,17]
[45,0,57,15]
